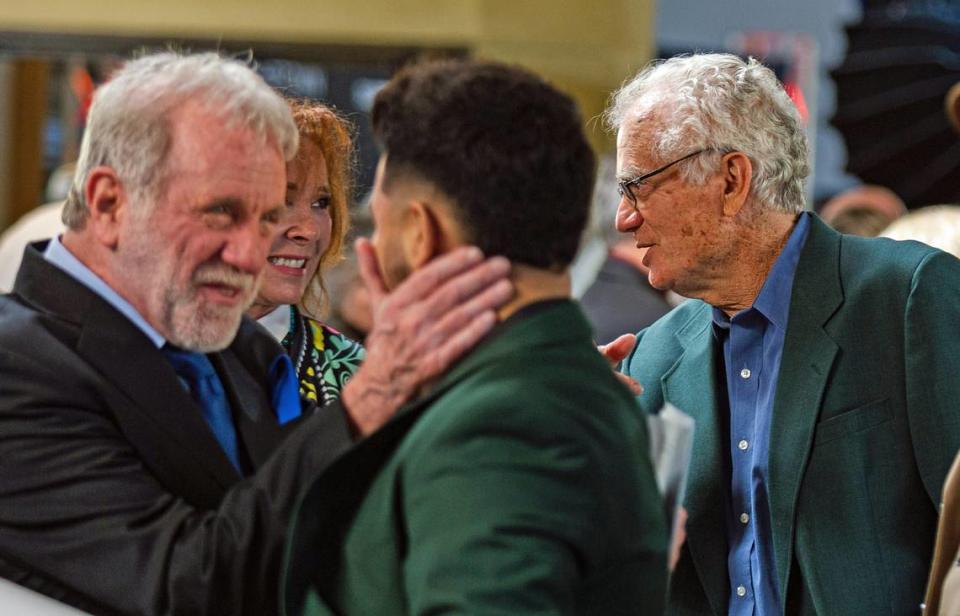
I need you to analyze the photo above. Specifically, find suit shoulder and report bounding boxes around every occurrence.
[0,294,76,358]
[409,341,644,450]
[624,300,710,373]
[638,299,710,341]
[840,235,941,279]
[835,235,960,305]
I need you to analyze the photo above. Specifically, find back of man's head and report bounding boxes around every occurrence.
[371,59,596,271]
[63,51,298,230]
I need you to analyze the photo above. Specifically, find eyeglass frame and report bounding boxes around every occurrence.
[617,149,709,205]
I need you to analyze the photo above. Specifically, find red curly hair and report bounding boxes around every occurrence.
[286,99,354,318]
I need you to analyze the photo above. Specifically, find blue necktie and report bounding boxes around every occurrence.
[163,346,242,473]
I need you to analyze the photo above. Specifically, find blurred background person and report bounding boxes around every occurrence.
[818,183,906,236]
[323,198,376,343]
[323,256,374,342]
[881,204,960,256]
[579,155,671,345]
[247,99,364,408]
[0,162,72,291]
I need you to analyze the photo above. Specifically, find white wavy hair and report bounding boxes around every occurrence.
[63,51,299,229]
[605,53,809,214]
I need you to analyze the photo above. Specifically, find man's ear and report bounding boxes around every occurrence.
[720,151,753,217]
[402,200,443,269]
[84,166,128,248]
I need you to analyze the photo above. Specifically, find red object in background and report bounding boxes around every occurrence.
[784,81,810,124]
[69,66,96,125]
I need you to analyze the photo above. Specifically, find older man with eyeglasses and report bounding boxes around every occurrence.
[604,53,960,616]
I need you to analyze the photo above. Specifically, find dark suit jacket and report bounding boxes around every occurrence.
[580,254,671,345]
[283,300,668,616]
[0,244,354,616]
[623,216,960,615]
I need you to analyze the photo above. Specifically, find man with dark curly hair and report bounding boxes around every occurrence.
[284,59,668,616]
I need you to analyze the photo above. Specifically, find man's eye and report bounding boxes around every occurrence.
[312,197,331,210]
[263,209,282,225]
[202,204,234,227]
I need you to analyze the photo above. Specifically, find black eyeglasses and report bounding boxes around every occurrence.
[617,149,708,205]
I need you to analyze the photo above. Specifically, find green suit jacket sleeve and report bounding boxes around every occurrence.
[904,250,960,505]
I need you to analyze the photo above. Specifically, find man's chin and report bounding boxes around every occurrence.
[647,270,672,292]
[166,304,243,353]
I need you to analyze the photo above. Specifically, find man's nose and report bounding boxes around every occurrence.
[221,221,269,275]
[615,198,642,233]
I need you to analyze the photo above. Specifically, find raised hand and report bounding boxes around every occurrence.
[342,238,513,435]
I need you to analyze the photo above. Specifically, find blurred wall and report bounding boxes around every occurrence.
[0,63,12,229]
[0,1,654,230]
[656,0,861,201]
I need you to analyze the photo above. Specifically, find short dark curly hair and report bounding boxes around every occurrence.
[372,59,596,270]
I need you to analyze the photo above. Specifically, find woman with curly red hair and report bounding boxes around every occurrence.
[248,99,363,406]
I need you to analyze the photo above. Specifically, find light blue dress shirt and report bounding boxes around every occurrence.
[711,212,811,616]
[44,236,166,349]
[43,236,302,432]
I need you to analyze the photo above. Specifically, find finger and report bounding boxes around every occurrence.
[387,247,491,309]
[419,278,513,348]
[415,256,512,322]
[355,238,388,306]
[616,373,643,396]
[418,310,498,381]
[669,506,689,572]
[598,333,636,366]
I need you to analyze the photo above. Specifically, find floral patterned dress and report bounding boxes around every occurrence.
[279,305,365,407]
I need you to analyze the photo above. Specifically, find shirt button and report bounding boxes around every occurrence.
[736,585,747,597]
[740,368,751,379]
[740,512,750,524]
[738,439,749,451]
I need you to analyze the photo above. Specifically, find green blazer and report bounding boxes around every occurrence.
[284,300,668,615]
[623,216,960,615]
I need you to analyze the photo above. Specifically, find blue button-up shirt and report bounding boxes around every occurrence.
[712,212,810,616]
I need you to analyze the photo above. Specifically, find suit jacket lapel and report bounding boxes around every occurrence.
[768,216,843,596]
[212,350,297,470]
[76,301,242,490]
[16,245,242,495]
[662,313,729,616]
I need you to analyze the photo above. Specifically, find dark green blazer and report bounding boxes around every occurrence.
[623,216,960,615]
[284,300,668,615]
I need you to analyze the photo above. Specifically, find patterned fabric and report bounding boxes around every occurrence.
[279,305,365,407]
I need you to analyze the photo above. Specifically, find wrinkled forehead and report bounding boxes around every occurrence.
[615,111,662,178]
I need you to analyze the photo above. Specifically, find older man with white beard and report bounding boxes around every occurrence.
[0,52,511,616]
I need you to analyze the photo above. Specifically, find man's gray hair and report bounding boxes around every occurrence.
[605,53,809,214]
[63,51,299,229]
